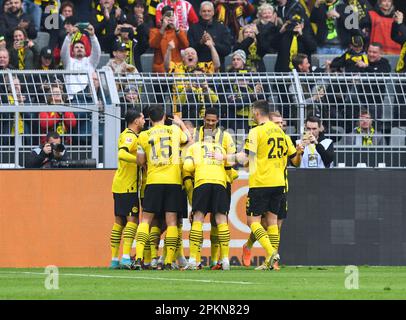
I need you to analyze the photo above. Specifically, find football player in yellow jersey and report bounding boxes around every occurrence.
[183,133,231,270]
[242,111,304,270]
[133,104,190,270]
[192,108,238,269]
[237,100,301,270]
[110,109,145,269]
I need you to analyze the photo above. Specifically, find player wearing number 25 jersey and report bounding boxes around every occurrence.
[240,100,297,270]
[133,104,190,270]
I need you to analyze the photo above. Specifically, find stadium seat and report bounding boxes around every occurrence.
[224,53,232,69]
[390,127,406,146]
[34,31,50,50]
[97,53,111,69]
[385,55,399,72]
[263,54,277,72]
[141,53,154,73]
[312,54,336,68]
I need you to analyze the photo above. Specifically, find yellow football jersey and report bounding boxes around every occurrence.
[184,140,228,188]
[138,124,188,185]
[112,128,139,193]
[244,121,296,188]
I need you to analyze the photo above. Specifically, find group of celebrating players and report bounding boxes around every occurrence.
[110,100,303,271]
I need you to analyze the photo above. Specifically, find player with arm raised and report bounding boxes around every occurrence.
[133,104,190,270]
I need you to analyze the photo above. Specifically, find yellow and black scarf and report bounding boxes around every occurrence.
[396,42,406,72]
[356,126,375,146]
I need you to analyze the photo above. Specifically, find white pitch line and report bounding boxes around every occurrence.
[0,271,254,285]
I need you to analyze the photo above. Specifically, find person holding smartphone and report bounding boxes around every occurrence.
[9,27,38,70]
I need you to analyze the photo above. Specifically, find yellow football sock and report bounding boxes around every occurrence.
[267,225,280,251]
[135,222,149,260]
[251,222,275,260]
[188,221,203,261]
[217,223,230,261]
[144,238,152,264]
[246,232,256,249]
[210,226,220,264]
[110,223,124,260]
[175,225,184,260]
[122,222,137,258]
[149,226,161,259]
[164,226,178,264]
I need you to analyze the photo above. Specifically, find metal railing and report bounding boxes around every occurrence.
[1,69,406,168]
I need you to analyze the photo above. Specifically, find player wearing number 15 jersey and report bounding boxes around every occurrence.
[133,104,190,270]
[238,100,299,270]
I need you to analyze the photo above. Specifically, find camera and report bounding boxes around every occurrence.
[20,40,29,47]
[50,159,97,168]
[51,143,65,153]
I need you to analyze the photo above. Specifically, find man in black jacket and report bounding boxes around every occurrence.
[0,0,37,43]
[25,131,69,168]
[188,1,232,71]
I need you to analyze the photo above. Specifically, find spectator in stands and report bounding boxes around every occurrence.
[391,10,406,72]
[0,47,13,69]
[150,5,189,73]
[49,1,75,51]
[39,84,77,145]
[255,3,279,55]
[0,0,37,43]
[275,0,309,24]
[127,0,154,32]
[366,0,401,54]
[8,27,38,69]
[61,23,100,144]
[166,43,220,73]
[173,67,219,123]
[91,0,126,54]
[272,12,317,72]
[356,42,391,72]
[106,41,138,74]
[155,0,199,30]
[188,1,232,71]
[329,35,368,72]
[36,45,57,69]
[225,49,265,132]
[234,23,265,72]
[61,23,101,102]
[0,34,7,50]
[343,109,386,146]
[1,76,34,146]
[25,131,70,168]
[214,0,256,40]
[114,21,147,72]
[298,115,334,168]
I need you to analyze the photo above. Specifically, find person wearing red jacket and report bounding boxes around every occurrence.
[39,84,77,145]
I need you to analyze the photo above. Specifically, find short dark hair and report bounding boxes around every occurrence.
[204,107,219,118]
[252,100,269,116]
[305,115,321,126]
[125,108,142,124]
[292,53,308,71]
[46,131,61,141]
[147,104,165,122]
[369,42,383,50]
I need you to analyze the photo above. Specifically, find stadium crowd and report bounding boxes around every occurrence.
[1,0,406,151]
[1,0,405,270]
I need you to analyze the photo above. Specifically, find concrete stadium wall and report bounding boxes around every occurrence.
[0,169,405,267]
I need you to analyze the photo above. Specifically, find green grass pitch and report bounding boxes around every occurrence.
[0,266,405,300]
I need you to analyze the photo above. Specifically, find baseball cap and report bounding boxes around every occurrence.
[40,47,53,59]
[113,41,127,51]
[351,35,364,48]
